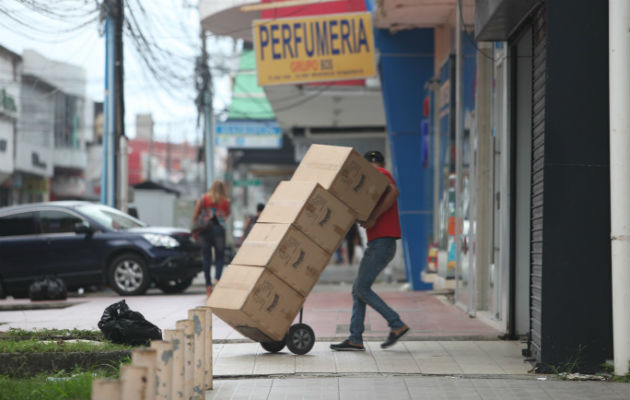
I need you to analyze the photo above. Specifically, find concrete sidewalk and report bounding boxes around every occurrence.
[207,341,630,399]
[212,341,530,377]
[207,375,630,400]
[1,280,627,399]
[207,340,629,399]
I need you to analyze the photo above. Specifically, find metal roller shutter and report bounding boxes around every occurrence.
[530,5,546,362]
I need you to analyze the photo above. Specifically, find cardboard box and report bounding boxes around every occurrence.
[207,265,304,342]
[233,223,331,296]
[291,144,390,221]
[258,180,356,253]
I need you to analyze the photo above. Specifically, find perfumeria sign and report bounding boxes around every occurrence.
[253,12,376,86]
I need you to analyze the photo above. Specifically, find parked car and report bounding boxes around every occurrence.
[0,201,202,297]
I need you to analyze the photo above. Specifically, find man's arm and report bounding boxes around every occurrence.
[360,182,399,229]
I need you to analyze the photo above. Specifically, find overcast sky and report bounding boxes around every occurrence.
[0,0,236,144]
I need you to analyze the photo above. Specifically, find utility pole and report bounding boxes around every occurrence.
[196,28,214,190]
[100,0,125,208]
[114,0,126,210]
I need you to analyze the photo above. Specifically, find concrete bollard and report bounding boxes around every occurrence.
[176,319,194,400]
[120,365,148,400]
[91,378,121,400]
[164,329,185,400]
[131,348,157,400]
[150,340,173,400]
[195,306,213,390]
[188,308,206,399]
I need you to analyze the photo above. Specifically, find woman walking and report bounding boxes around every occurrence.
[192,180,231,296]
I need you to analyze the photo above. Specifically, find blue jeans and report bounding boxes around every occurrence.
[199,224,225,285]
[349,237,404,345]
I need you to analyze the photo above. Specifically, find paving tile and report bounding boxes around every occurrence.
[295,342,337,374]
[405,376,482,400]
[539,381,629,400]
[333,347,378,373]
[471,378,552,400]
[205,379,273,400]
[440,342,504,374]
[365,342,420,374]
[253,350,296,375]
[609,382,630,397]
[212,343,223,364]
[339,376,410,400]
[213,343,259,376]
[404,341,464,375]
[475,341,531,374]
[269,378,339,400]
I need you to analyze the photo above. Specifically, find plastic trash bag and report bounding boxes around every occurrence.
[97,300,162,345]
[28,277,67,301]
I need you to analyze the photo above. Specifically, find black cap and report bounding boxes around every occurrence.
[364,150,384,164]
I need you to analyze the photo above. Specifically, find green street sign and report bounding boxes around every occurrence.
[232,179,261,187]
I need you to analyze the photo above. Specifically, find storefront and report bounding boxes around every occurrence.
[476,0,613,371]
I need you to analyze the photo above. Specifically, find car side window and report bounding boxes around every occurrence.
[0,211,39,237]
[39,210,83,234]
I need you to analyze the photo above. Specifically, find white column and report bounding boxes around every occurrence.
[120,365,148,400]
[150,340,173,400]
[195,306,213,390]
[164,329,185,400]
[474,41,493,311]
[91,379,121,400]
[188,309,206,399]
[454,0,464,305]
[609,0,630,377]
[176,320,194,400]
[131,348,157,400]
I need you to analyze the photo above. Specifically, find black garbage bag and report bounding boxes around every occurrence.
[28,277,67,301]
[97,300,162,346]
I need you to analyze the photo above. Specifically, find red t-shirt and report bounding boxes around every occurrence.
[203,194,230,225]
[367,167,402,242]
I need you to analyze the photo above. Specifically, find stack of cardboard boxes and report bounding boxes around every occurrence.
[207,145,389,342]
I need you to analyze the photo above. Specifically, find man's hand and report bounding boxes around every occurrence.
[361,218,377,230]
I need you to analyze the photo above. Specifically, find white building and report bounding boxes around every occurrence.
[15,49,94,202]
[0,46,22,206]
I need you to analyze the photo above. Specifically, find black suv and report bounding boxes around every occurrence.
[0,201,202,297]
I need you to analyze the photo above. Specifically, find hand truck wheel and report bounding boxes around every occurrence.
[260,340,286,353]
[285,323,315,355]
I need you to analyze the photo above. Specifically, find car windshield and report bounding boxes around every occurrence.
[76,204,146,230]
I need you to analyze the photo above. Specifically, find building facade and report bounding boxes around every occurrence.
[0,46,21,206]
[476,0,613,372]
[200,0,623,372]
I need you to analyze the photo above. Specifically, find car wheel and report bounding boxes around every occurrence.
[157,277,193,294]
[0,278,5,299]
[108,253,150,296]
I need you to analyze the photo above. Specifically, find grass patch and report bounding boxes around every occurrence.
[601,362,630,383]
[0,364,127,400]
[0,338,133,353]
[0,328,104,342]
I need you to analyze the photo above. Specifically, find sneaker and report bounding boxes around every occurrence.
[381,325,409,349]
[330,340,365,351]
